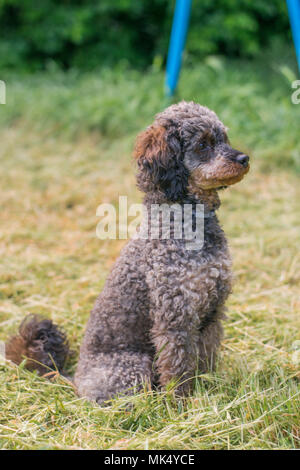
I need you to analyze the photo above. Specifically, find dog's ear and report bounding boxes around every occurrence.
[134,124,189,201]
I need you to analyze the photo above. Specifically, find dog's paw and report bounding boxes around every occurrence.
[95,394,111,407]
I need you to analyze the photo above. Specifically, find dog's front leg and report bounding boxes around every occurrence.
[150,291,199,395]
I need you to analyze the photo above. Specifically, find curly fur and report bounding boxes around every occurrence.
[7,101,249,403]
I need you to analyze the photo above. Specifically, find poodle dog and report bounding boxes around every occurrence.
[6,101,249,404]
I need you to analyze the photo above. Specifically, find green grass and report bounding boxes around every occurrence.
[0,58,299,449]
[1,55,299,171]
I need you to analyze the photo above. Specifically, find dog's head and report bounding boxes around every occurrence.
[134,101,249,201]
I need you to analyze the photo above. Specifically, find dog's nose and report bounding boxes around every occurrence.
[236,154,249,168]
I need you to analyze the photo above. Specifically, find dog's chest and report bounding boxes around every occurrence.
[147,238,232,318]
[179,249,232,310]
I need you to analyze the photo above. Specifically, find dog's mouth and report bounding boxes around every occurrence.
[189,170,249,191]
[191,160,250,190]
[213,166,250,188]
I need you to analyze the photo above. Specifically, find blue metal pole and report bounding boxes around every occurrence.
[286,0,300,72]
[165,0,192,96]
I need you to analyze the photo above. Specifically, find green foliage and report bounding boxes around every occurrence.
[0,0,291,70]
[187,0,290,58]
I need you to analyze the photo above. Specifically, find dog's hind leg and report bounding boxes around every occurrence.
[197,319,224,373]
[74,350,153,404]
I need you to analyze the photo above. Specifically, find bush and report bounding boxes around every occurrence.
[0,0,291,70]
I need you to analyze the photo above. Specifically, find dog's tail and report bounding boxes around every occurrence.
[5,314,70,375]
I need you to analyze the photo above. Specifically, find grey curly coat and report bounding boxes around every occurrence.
[6,101,249,404]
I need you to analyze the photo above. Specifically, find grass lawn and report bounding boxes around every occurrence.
[0,58,299,449]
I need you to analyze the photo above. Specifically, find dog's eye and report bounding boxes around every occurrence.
[199,143,211,151]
